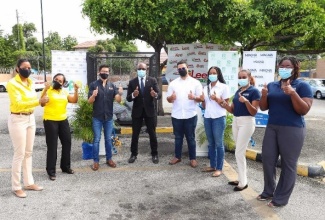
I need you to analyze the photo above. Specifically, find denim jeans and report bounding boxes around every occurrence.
[172,115,197,160]
[204,116,226,170]
[92,117,113,163]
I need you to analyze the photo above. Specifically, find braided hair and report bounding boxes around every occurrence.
[278,56,300,80]
[207,66,226,99]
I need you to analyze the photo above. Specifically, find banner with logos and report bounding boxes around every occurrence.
[51,50,87,92]
[208,51,240,96]
[242,51,277,127]
[165,43,226,84]
[51,50,87,118]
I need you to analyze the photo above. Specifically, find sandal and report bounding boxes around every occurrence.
[256,194,273,201]
[267,201,284,208]
[228,181,239,186]
[212,170,222,177]
[201,167,216,172]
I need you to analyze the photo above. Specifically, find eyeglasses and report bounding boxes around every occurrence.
[137,68,146,71]
[177,67,186,71]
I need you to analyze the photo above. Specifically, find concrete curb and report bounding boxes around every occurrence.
[238,149,325,178]
[4,127,324,178]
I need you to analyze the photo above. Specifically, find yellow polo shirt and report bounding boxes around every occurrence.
[7,74,39,113]
[43,88,69,121]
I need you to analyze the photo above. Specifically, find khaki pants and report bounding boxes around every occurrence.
[232,116,255,188]
[8,114,36,191]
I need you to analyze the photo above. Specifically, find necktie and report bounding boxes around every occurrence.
[141,77,145,95]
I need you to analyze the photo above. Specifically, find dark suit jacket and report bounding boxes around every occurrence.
[126,76,161,118]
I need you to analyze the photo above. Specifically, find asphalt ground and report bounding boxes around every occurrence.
[0,91,325,219]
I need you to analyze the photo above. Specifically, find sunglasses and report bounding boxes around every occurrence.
[177,67,186,71]
[137,68,146,71]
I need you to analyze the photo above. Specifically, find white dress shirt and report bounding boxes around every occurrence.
[167,76,203,119]
[203,81,230,118]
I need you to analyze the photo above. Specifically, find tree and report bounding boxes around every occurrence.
[82,0,231,115]
[211,0,325,55]
[62,35,78,51]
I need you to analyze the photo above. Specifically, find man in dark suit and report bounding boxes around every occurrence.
[126,62,161,164]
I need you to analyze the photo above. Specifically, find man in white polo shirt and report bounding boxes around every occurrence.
[167,60,203,168]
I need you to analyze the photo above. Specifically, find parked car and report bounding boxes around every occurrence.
[30,76,45,91]
[0,82,7,92]
[307,78,325,99]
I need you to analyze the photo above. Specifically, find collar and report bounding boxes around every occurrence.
[15,74,33,86]
[138,76,146,80]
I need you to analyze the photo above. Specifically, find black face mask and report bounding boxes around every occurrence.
[178,69,187,77]
[52,81,62,90]
[19,68,31,78]
[100,73,109,79]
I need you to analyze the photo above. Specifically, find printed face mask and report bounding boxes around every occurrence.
[137,70,146,78]
[208,75,218,82]
[19,68,31,78]
[238,78,249,87]
[52,81,62,90]
[99,73,109,79]
[278,68,293,79]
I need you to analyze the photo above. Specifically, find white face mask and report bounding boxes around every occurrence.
[137,70,146,78]
[238,78,249,87]
[278,68,293,79]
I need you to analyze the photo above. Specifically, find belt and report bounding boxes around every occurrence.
[11,112,34,115]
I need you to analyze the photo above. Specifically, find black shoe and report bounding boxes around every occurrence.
[128,155,137,163]
[234,184,248,191]
[62,169,74,174]
[152,155,159,164]
[49,175,56,181]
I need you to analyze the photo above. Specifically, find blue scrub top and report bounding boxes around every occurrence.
[267,79,313,127]
[233,86,261,117]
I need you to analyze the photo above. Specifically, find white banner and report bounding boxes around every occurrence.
[51,50,87,91]
[242,51,277,127]
[51,50,88,118]
[165,43,225,84]
[208,51,240,96]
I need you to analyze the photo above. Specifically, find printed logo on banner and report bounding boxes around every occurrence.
[242,51,277,127]
[166,43,225,83]
[170,46,180,51]
[260,53,274,58]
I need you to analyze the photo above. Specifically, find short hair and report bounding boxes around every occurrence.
[16,58,30,68]
[177,60,187,66]
[278,56,300,80]
[98,64,110,72]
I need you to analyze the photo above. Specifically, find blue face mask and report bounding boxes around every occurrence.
[238,78,249,87]
[278,68,293,79]
[137,70,146,78]
[208,75,218,82]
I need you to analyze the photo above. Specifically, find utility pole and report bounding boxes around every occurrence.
[16,9,20,50]
[40,0,46,82]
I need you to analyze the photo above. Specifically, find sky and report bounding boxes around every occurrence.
[0,0,153,52]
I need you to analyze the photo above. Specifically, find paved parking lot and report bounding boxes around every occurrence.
[0,92,324,219]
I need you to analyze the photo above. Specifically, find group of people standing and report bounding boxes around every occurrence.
[7,56,313,209]
[164,57,312,207]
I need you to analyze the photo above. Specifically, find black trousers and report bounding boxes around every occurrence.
[130,109,158,156]
[43,119,72,176]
